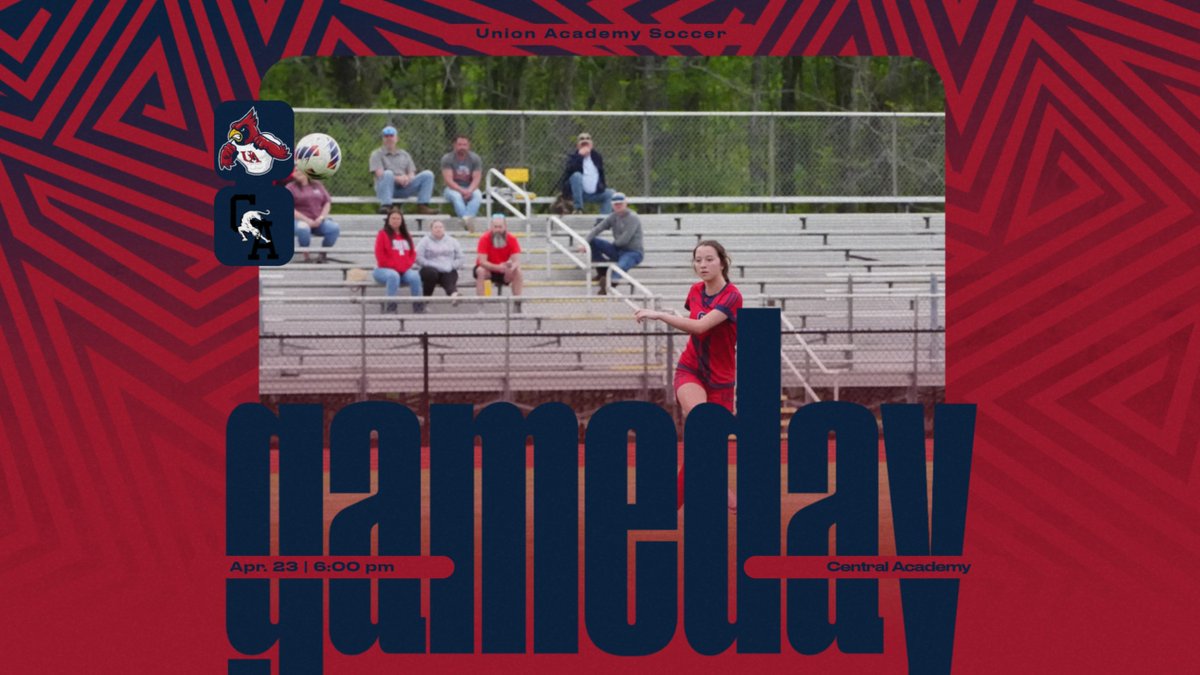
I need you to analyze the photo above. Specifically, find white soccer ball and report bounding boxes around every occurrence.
[294,133,342,178]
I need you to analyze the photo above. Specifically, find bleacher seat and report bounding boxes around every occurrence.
[260,210,945,396]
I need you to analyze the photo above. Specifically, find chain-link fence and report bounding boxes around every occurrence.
[295,109,945,200]
[261,315,943,404]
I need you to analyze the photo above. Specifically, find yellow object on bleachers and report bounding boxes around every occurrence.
[503,167,536,199]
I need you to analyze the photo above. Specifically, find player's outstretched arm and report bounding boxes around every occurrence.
[634,308,727,335]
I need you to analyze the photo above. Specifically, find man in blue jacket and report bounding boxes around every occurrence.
[557,132,615,214]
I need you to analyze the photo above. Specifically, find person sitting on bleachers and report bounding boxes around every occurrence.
[577,192,643,294]
[416,219,463,304]
[287,167,340,262]
[373,208,424,313]
[474,214,523,297]
[440,135,483,219]
[556,131,614,215]
[369,125,437,215]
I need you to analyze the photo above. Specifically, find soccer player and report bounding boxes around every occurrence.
[634,240,741,513]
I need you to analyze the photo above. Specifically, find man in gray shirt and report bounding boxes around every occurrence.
[577,192,644,294]
[439,135,483,218]
[369,125,436,214]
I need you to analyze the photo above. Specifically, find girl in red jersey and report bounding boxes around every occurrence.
[634,240,741,512]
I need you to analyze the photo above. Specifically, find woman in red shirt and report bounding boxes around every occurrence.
[635,240,741,512]
[373,208,424,313]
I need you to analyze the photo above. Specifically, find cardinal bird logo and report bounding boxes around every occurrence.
[218,107,291,176]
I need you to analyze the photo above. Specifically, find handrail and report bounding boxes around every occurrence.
[780,350,822,402]
[485,168,532,225]
[605,265,655,311]
[545,215,594,295]
[779,311,844,381]
[609,265,657,312]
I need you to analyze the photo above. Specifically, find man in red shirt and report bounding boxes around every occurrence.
[474,214,524,296]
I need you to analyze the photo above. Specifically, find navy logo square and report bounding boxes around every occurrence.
[215,100,294,183]
[214,186,294,266]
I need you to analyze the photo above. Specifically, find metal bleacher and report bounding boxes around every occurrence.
[260,209,945,397]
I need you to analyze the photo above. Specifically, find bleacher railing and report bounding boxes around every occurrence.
[545,215,596,295]
[605,265,655,310]
[259,293,944,400]
[484,168,533,223]
[295,108,945,204]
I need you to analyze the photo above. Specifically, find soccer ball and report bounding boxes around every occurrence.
[294,133,341,178]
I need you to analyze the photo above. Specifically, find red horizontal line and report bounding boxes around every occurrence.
[744,556,973,579]
[225,555,454,579]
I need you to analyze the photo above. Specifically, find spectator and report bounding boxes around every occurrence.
[288,168,340,262]
[578,192,643,294]
[369,126,437,215]
[373,208,424,313]
[440,135,483,219]
[558,131,614,214]
[474,214,523,297]
[416,219,463,304]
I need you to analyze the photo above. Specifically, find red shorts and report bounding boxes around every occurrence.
[673,367,735,412]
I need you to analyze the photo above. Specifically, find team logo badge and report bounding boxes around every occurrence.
[218,107,291,176]
[214,186,294,266]
[213,100,294,183]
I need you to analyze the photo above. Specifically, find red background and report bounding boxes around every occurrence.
[1,1,1198,672]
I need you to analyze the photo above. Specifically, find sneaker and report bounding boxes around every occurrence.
[450,291,460,307]
[597,278,608,296]
[378,205,391,214]
[414,303,427,314]
[416,204,437,215]
[383,302,398,314]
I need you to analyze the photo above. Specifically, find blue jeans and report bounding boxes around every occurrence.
[443,187,482,217]
[295,218,339,247]
[373,267,423,297]
[591,238,643,272]
[569,172,613,213]
[375,170,434,207]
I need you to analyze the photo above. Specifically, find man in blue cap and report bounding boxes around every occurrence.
[577,192,643,294]
[369,125,437,214]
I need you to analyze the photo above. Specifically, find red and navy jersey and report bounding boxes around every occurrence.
[677,281,742,388]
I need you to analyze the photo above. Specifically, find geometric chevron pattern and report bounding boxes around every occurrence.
[1,1,1197,672]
